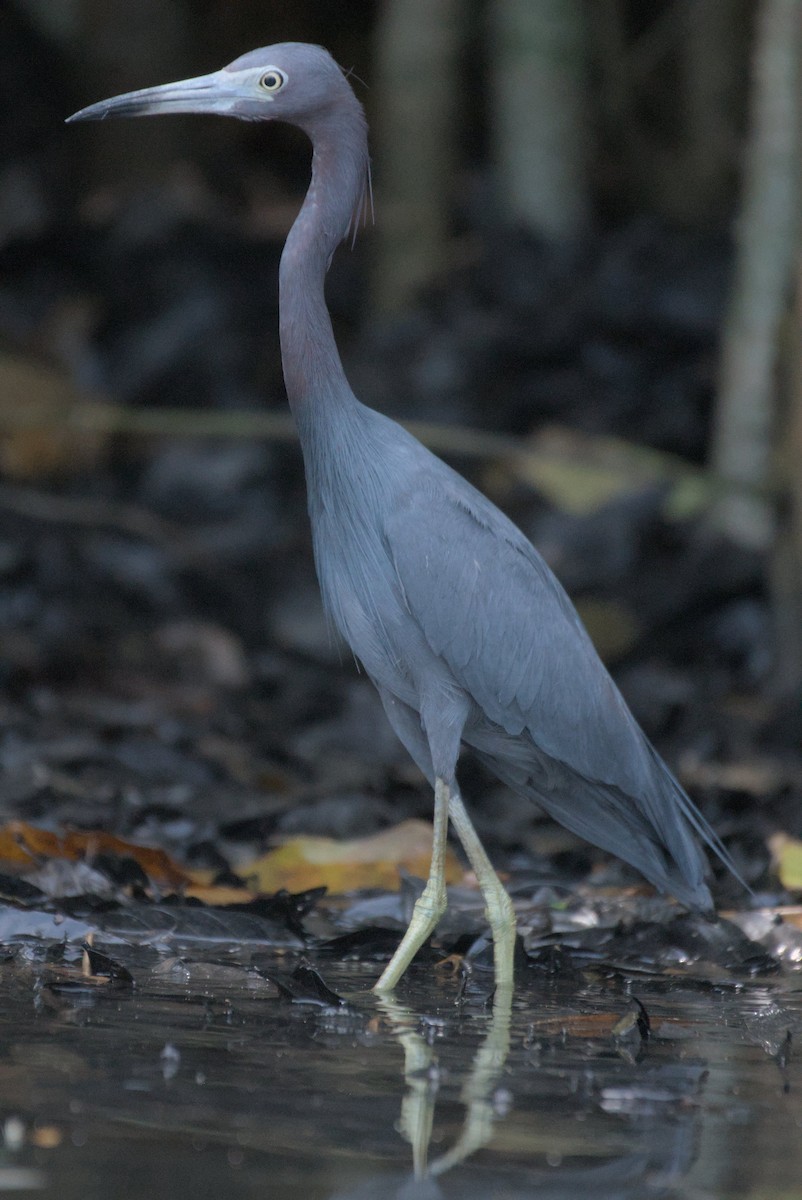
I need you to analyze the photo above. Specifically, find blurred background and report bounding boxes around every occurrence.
[0,0,799,889]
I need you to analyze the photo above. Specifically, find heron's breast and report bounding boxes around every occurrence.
[313,520,447,704]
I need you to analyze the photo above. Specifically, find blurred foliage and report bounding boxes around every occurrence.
[12,0,753,220]
[1,0,800,696]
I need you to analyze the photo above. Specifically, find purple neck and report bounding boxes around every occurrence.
[278,104,368,422]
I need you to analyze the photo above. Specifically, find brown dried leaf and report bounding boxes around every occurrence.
[528,1011,661,1038]
[0,821,189,889]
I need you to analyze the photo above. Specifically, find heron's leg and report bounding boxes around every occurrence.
[374,776,450,993]
[447,789,516,993]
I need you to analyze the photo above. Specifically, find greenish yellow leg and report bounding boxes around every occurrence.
[430,982,513,1175]
[376,995,436,1179]
[448,790,517,993]
[373,777,450,993]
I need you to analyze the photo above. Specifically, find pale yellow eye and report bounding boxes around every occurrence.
[259,69,286,93]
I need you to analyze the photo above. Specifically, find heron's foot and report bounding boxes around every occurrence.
[374,878,448,993]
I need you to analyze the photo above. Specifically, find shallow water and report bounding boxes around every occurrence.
[1,945,800,1200]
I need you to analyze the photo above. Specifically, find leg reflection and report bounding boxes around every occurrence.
[376,983,513,1181]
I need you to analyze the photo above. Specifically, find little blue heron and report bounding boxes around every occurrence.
[68,43,741,993]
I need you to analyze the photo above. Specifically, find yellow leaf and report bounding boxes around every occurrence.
[183,883,258,905]
[505,425,713,519]
[574,597,640,660]
[768,833,802,890]
[0,353,107,479]
[241,819,465,894]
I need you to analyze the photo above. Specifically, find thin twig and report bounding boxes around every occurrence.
[0,482,182,544]
[0,399,775,507]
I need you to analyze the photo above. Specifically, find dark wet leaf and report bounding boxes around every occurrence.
[90,901,309,947]
[61,894,123,916]
[561,912,781,976]
[318,926,441,963]
[0,894,309,948]
[775,1028,793,1092]
[81,941,134,985]
[0,873,45,905]
[255,958,345,1006]
[220,885,326,939]
[632,996,651,1039]
[525,943,586,983]
[612,997,651,1061]
[447,932,530,1005]
[89,853,151,891]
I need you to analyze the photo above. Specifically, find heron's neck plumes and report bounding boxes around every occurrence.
[278,97,369,419]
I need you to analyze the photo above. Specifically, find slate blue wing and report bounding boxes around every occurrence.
[384,472,738,906]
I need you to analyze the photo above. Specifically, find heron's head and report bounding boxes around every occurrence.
[66,43,361,134]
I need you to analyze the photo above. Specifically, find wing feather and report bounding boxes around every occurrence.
[385,479,651,795]
[381,462,745,903]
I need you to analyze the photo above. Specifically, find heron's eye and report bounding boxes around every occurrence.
[259,69,286,94]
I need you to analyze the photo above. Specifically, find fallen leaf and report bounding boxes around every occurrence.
[681,755,800,795]
[29,1126,63,1150]
[504,425,714,519]
[0,352,106,479]
[528,1011,660,1039]
[0,821,189,889]
[183,883,259,905]
[574,597,640,660]
[81,942,134,985]
[768,833,802,890]
[257,961,345,1007]
[241,819,464,894]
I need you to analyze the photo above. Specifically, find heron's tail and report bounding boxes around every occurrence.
[474,738,746,911]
